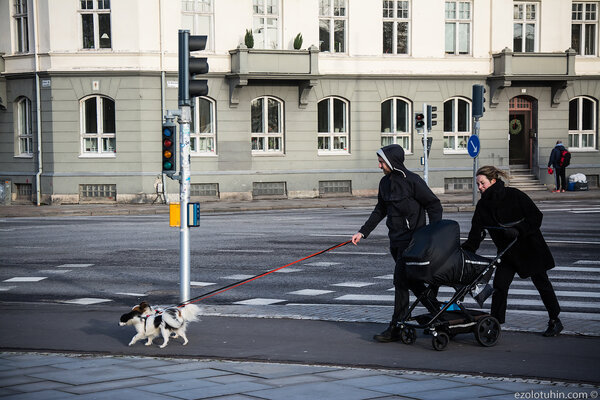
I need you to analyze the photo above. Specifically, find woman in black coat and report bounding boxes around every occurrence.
[462,166,563,337]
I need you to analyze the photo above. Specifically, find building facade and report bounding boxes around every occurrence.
[0,0,598,204]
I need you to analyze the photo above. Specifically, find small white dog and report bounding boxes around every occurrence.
[119,301,201,348]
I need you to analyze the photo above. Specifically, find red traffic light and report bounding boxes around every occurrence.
[415,113,425,129]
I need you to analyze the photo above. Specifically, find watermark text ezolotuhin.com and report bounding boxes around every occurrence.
[515,390,598,399]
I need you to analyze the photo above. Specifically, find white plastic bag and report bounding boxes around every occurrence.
[569,173,587,183]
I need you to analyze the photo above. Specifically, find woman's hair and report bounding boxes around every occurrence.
[476,165,511,181]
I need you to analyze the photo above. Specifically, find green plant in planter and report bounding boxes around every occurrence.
[244,29,254,49]
[293,33,303,50]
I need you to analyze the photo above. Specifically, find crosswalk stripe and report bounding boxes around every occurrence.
[288,289,335,296]
[234,298,286,305]
[3,277,47,282]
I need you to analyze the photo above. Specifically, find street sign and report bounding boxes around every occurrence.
[467,135,480,158]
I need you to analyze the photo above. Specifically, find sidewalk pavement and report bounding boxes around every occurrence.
[1,189,598,218]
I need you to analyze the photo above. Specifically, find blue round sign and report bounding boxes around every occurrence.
[467,135,480,158]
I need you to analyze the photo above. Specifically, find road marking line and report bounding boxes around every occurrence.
[275,268,303,273]
[436,286,600,298]
[553,266,600,272]
[0,286,16,291]
[115,292,147,297]
[332,282,375,288]
[374,274,393,280]
[575,260,600,265]
[3,277,47,282]
[191,281,216,287]
[55,264,94,268]
[288,289,335,296]
[61,298,112,305]
[39,270,70,274]
[233,298,286,305]
[335,295,394,301]
[336,252,388,255]
[304,262,341,267]
[222,274,256,280]
[218,249,274,253]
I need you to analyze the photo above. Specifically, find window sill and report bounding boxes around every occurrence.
[443,150,469,155]
[251,152,285,157]
[14,154,34,159]
[191,152,218,157]
[318,151,350,156]
[569,148,598,153]
[79,153,117,159]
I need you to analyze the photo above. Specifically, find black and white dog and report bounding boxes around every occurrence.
[119,301,201,348]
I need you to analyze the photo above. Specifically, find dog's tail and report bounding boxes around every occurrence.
[179,303,201,322]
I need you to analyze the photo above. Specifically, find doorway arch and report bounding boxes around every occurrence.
[509,96,538,168]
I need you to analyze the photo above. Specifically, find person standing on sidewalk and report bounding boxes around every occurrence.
[548,140,568,192]
[351,144,443,342]
[462,165,563,337]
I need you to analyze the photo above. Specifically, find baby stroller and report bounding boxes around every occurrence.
[398,219,518,351]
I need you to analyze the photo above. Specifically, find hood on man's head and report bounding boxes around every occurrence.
[377,144,405,172]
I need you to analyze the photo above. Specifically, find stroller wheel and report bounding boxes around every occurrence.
[400,327,417,345]
[474,316,501,347]
[432,332,449,351]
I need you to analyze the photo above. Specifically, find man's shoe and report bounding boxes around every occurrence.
[373,324,400,342]
[542,318,563,337]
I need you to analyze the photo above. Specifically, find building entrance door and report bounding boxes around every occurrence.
[509,96,536,167]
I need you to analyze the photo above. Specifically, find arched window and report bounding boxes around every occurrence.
[15,97,33,156]
[569,96,597,149]
[443,97,471,152]
[381,97,411,151]
[318,96,349,154]
[191,96,216,155]
[80,95,116,155]
[251,96,284,154]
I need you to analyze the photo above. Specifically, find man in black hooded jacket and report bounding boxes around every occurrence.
[352,144,443,342]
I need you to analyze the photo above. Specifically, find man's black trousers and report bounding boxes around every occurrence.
[390,243,440,324]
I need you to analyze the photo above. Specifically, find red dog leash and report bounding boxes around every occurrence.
[178,240,351,308]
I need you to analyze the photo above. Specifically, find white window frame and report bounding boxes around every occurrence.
[15,97,33,157]
[568,96,597,150]
[79,0,112,50]
[572,2,598,56]
[443,97,471,153]
[181,0,214,51]
[381,97,412,153]
[252,0,280,49]
[251,96,284,155]
[191,96,217,156]
[513,1,539,53]
[319,0,347,53]
[13,0,29,53]
[318,96,349,155]
[445,0,472,55]
[80,95,116,157]
[383,0,410,55]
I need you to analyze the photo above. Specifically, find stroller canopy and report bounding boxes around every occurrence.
[403,219,491,287]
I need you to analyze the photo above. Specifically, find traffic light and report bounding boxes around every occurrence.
[415,112,426,131]
[427,105,437,131]
[472,84,486,118]
[179,30,209,106]
[162,121,176,174]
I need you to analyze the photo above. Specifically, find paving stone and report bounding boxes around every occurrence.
[171,381,273,400]
[210,361,335,379]
[30,366,149,385]
[262,373,330,387]
[136,378,220,394]
[373,378,465,395]
[415,384,512,400]
[336,374,414,388]
[5,379,72,393]
[61,377,168,394]
[73,387,176,400]
[0,389,77,400]
[152,369,232,381]
[0,375,44,387]
[316,369,380,379]
[248,381,383,400]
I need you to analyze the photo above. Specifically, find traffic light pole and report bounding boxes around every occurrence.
[422,103,429,184]
[178,106,191,303]
[472,117,480,206]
